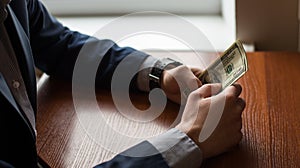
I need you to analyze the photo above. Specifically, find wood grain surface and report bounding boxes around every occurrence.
[36,52,300,168]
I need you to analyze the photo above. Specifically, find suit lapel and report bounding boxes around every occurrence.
[1,6,37,139]
[0,73,19,111]
[6,5,37,110]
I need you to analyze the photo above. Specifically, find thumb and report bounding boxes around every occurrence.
[190,67,203,77]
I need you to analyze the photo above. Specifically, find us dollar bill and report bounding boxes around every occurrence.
[198,40,248,89]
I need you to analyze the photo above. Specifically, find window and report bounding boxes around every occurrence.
[41,0,221,16]
[41,0,237,51]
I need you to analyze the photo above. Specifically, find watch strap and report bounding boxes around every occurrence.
[149,58,182,89]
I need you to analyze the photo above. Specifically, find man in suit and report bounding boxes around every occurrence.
[0,0,245,167]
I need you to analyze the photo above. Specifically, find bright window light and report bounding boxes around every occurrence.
[41,0,221,16]
[41,0,239,51]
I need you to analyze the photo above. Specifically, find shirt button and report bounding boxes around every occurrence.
[12,80,20,89]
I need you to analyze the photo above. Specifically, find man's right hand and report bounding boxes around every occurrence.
[175,83,245,159]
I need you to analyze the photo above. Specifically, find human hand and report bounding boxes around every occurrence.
[175,83,245,159]
[160,65,202,104]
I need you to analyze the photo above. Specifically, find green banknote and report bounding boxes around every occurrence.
[198,40,248,89]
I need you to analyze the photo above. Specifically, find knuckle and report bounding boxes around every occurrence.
[239,98,246,108]
[201,83,212,91]
[226,92,236,102]
[189,90,197,97]
[199,84,213,97]
[236,98,246,112]
[198,84,210,94]
[177,65,189,71]
[190,89,201,98]
[197,91,205,99]
[233,83,242,92]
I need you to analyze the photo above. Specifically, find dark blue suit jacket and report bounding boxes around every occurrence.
[0,0,168,167]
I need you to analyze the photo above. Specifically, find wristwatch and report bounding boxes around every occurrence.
[149,58,182,89]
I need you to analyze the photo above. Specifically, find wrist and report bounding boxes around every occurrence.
[149,58,182,89]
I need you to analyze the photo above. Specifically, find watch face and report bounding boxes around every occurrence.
[161,58,182,70]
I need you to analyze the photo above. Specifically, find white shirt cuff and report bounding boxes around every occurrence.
[147,128,203,168]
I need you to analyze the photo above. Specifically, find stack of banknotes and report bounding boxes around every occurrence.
[198,40,248,89]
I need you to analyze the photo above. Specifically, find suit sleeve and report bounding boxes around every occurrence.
[26,0,149,88]
[94,141,169,168]
[94,128,202,168]
[0,160,14,168]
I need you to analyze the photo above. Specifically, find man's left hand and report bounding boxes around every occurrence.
[160,65,202,104]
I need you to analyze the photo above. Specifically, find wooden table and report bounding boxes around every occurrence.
[36,52,300,168]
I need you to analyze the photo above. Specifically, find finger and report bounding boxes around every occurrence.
[236,98,246,112]
[232,84,242,97]
[196,83,222,98]
[194,77,202,87]
[224,84,242,98]
[189,67,202,87]
[179,67,202,90]
[190,67,203,77]
[182,76,202,99]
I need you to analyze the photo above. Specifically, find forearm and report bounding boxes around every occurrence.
[94,128,202,168]
[28,0,149,88]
